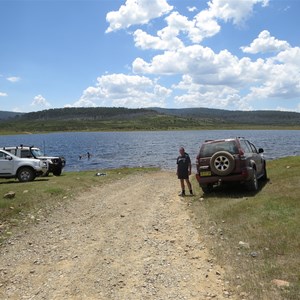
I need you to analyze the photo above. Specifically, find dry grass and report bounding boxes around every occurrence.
[190,156,300,300]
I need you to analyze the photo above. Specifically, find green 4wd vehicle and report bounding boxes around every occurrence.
[196,137,267,193]
[2,145,66,176]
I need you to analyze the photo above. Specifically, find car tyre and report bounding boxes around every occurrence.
[246,169,258,191]
[53,168,62,176]
[210,151,235,176]
[17,167,35,182]
[201,184,214,194]
[261,163,268,181]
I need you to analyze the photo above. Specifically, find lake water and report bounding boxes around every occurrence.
[0,130,299,172]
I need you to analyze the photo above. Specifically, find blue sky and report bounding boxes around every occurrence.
[0,0,299,112]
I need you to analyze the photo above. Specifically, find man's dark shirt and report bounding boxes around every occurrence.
[177,152,191,179]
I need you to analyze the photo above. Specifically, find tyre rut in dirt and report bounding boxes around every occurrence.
[210,151,235,176]
[17,167,35,182]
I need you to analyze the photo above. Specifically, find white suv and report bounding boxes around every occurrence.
[2,145,66,176]
[0,149,48,182]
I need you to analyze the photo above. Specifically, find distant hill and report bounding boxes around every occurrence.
[17,107,157,121]
[0,111,24,120]
[8,106,300,125]
[0,106,299,133]
[151,107,300,126]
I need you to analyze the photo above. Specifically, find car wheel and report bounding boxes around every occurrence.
[210,151,235,176]
[261,164,268,181]
[17,167,35,182]
[201,184,213,194]
[53,168,62,176]
[246,169,258,191]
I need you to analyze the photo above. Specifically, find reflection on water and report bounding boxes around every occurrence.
[0,130,299,172]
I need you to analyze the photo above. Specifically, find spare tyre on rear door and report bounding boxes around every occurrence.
[210,151,235,176]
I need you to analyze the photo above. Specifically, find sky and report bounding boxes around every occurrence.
[0,0,300,113]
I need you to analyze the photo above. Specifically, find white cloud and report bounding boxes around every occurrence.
[131,0,269,52]
[242,46,300,102]
[65,98,97,108]
[273,46,300,65]
[106,0,268,35]
[106,0,173,33]
[192,10,220,43]
[243,68,300,102]
[173,75,245,109]
[31,95,51,109]
[73,74,171,108]
[132,9,220,51]
[133,45,246,86]
[133,38,300,110]
[133,27,183,51]
[102,0,298,111]
[190,0,269,43]
[0,92,8,97]
[6,76,21,83]
[241,30,290,54]
[187,6,197,13]
[133,11,190,50]
[207,0,269,25]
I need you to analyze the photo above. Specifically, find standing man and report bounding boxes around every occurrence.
[177,147,193,196]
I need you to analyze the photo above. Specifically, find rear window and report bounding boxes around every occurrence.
[200,141,238,157]
[20,150,32,158]
[4,149,16,156]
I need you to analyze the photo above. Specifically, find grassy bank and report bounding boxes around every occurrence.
[1,117,300,135]
[189,156,300,300]
[0,167,157,243]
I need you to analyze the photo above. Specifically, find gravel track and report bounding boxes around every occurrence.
[0,171,233,299]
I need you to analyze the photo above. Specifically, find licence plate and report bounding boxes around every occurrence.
[200,171,211,177]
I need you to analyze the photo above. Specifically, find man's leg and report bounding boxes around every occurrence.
[179,179,185,196]
[185,178,193,195]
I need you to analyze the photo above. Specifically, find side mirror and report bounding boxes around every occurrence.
[258,148,264,153]
[5,155,13,160]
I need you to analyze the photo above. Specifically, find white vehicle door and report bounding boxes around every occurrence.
[0,151,14,175]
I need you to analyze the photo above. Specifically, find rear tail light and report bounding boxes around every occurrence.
[241,168,248,177]
[238,148,246,159]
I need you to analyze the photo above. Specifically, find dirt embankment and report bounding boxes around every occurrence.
[0,171,234,299]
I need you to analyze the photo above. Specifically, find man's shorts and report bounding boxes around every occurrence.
[177,169,189,180]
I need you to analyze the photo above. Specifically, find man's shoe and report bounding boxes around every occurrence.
[178,191,185,197]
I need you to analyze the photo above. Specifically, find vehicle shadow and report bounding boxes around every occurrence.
[200,178,270,199]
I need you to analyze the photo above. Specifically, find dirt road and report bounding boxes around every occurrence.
[0,171,233,299]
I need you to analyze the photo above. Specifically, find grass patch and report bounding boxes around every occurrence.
[0,167,158,243]
[189,156,300,300]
